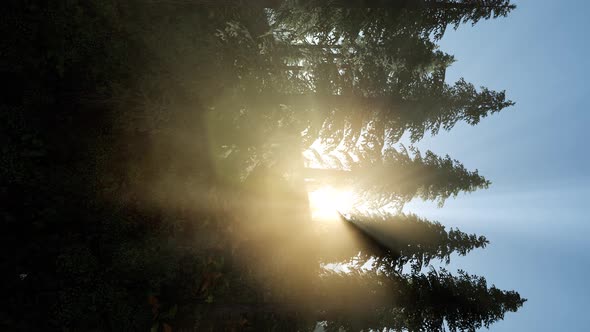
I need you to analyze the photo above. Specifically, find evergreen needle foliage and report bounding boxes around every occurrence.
[1,1,523,331]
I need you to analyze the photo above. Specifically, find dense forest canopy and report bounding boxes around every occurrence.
[1,1,523,331]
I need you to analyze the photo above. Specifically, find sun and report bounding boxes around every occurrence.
[307,186,355,221]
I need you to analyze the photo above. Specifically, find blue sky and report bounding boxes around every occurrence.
[403,1,590,330]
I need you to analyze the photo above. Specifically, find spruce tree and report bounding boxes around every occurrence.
[314,268,525,332]
[267,1,515,145]
[303,147,489,209]
[318,212,490,273]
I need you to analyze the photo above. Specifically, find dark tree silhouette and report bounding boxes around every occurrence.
[320,212,489,272]
[1,1,523,331]
[261,1,516,150]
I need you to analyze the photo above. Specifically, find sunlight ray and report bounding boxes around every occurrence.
[308,186,354,221]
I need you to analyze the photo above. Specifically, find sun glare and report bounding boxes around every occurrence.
[308,186,355,221]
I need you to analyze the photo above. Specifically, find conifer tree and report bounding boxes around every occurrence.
[272,0,515,41]
[2,2,525,331]
[304,147,489,209]
[314,268,525,332]
[318,212,489,273]
[266,1,515,145]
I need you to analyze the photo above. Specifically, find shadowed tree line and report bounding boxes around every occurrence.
[1,1,524,331]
